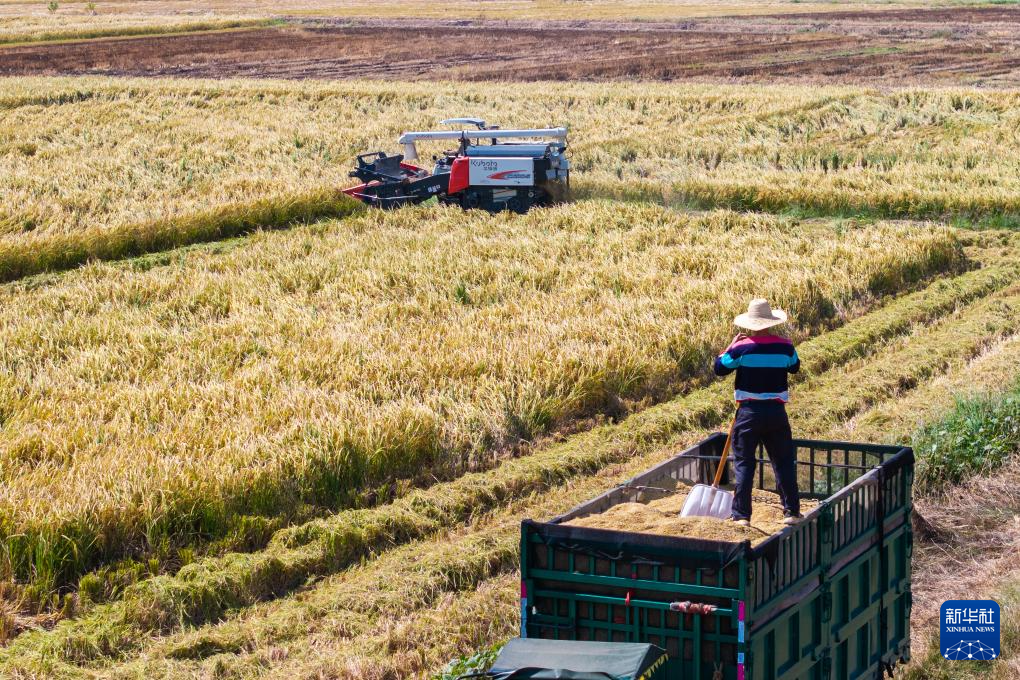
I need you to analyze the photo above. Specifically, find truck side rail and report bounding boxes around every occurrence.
[748,446,913,613]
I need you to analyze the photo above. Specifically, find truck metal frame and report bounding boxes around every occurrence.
[520,435,914,680]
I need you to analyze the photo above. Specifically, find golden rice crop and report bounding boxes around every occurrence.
[160,301,1020,680]
[0,436,720,676]
[282,0,931,20]
[832,332,1020,446]
[5,253,1004,668]
[0,77,1016,279]
[0,70,1011,676]
[0,0,931,38]
[792,283,1020,434]
[0,14,270,45]
[0,201,958,595]
[43,270,1018,678]
[5,250,1015,675]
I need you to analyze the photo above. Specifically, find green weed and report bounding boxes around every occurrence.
[915,387,1020,493]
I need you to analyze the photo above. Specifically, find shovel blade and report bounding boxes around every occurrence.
[679,484,734,519]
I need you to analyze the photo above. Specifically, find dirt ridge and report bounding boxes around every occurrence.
[1,7,1019,86]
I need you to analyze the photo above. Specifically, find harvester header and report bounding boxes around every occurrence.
[396,126,568,160]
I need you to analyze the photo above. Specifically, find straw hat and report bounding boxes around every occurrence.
[734,298,788,331]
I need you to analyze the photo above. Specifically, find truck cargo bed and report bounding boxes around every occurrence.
[520,435,914,680]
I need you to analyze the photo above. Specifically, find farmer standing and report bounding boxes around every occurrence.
[713,299,802,527]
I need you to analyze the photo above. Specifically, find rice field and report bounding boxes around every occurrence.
[2,78,1020,280]
[0,15,271,45]
[0,233,1010,676]
[282,0,966,20]
[0,0,968,36]
[1,69,1020,678]
[0,200,959,601]
[5,243,1018,677]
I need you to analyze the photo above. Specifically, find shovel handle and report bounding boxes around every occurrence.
[711,409,738,488]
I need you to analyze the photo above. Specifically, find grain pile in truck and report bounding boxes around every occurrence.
[564,483,820,544]
[519,434,914,680]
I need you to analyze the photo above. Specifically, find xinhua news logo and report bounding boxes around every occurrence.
[940,600,1000,661]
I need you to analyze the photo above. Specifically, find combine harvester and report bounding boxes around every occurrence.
[344,119,569,213]
[467,435,914,680]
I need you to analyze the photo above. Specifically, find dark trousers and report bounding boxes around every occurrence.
[730,400,800,520]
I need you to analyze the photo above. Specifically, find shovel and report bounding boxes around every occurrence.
[680,412,737,519]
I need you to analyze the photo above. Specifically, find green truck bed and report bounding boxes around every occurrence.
[520,434,914,680]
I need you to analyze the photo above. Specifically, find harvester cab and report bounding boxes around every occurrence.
[343,120,569,214]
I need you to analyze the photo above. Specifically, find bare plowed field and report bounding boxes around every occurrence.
[1,7,1019,85]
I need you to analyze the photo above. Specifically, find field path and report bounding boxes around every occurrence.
[1,7,1020,86]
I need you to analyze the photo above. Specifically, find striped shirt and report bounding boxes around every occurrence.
[713,335,800,403]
